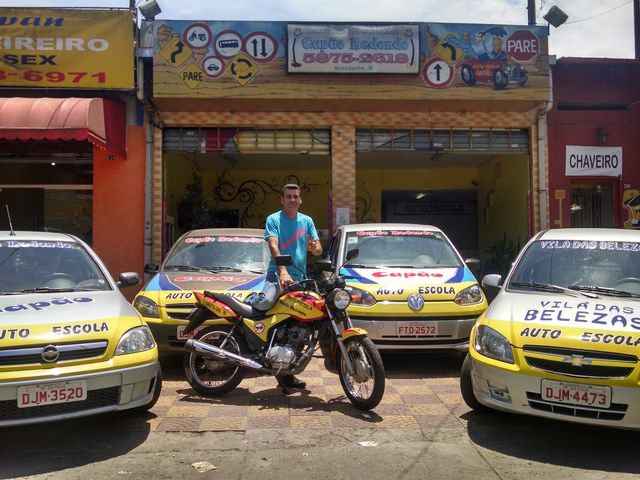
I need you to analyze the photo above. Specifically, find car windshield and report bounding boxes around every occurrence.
[509,239,640,297]
[0,239,111,293]
[164,234,269,273]
[343,230,462,268]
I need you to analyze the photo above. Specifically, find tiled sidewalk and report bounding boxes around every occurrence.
[147,353,472,432]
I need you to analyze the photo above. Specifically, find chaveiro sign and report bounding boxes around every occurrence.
[565,145,623,177]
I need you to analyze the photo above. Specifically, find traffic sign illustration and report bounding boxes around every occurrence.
[422,58,453,88]
[226,53,259,85]
[202,56,225,79]
[160,35,192,67]
[183,23,213,50]
[506,30,540,62]
[214,30,243,58]
[243,31,278,62]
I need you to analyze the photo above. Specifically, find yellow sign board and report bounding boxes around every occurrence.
[0,8,134,89]
[226,53,259,86]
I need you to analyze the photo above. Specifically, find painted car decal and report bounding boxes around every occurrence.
[144,273,266,292]
[341,266,473,285]
[0,297,94,315]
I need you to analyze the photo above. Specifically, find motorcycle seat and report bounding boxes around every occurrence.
[207,291,266,319]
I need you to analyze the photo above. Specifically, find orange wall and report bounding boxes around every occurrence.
[93,125,146,301]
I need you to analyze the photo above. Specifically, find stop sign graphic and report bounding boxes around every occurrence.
[506,30,540,62]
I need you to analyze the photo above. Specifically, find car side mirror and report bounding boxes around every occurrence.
[117,272,140,288]
[482,274,503,289]
[144,263,158,274]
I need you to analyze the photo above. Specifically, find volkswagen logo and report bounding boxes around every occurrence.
[41,345,60,363]
[407,294,425,311]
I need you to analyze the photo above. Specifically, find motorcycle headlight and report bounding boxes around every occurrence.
[474,325,514,364]
[133,295,160,318]
[454,284,483,305]
[115,326,156,355]
[345,286,377,306]
[328,288,351,310]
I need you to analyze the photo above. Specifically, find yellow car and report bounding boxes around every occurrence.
[462,228,640,429]
[133,228,270,351]
[0,231,161,427]
[323,224,487,350]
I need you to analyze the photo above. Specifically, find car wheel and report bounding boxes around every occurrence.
[460,354,489,412]
[460,65,476,85]
[491,69,508,90]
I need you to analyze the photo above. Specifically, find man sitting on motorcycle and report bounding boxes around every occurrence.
[245,183,323,390]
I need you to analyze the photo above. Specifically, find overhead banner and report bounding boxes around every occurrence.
[0,8,134,89]
[287,24,419,74]
[566,145,623,177]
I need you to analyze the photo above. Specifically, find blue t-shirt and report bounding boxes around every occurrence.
[265,211,319,280]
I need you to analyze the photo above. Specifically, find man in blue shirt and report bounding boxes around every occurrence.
[247,184,322,390]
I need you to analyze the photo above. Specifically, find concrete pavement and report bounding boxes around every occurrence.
[2,352,640,479]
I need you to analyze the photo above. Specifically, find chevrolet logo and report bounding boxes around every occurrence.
[562,354,592,367]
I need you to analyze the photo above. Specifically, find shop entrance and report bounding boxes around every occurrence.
[382,189,477,253]
[570,181,616,227]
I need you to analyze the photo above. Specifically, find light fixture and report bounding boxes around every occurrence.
[138,0,161,20]
[543,6,569,28]
[596,127,608,144]
[415,192,426,200]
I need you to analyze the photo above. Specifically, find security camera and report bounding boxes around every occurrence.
[138,0,161,21]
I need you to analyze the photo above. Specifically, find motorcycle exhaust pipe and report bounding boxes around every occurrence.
[185,339,264,370]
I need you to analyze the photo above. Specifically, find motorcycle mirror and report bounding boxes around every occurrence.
[275,255,293,267]
[315,258,333,272]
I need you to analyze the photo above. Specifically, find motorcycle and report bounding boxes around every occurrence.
[182,249,385,410]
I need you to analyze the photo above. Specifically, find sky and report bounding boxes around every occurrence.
[0,0,635,59]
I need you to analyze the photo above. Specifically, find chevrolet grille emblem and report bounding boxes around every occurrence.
[562,354,591,367]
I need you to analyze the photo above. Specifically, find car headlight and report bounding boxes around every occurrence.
[474,325,514,364]
[454,284,483,305]
[328,288,351,310]
[133,295,160,318]
[346,286,377,306]
[115,326,156,355]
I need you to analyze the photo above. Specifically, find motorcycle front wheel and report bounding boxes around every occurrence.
[183,326,247,396]
[337,337,385,410]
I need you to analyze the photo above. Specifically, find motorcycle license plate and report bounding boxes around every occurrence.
[177,325,205,340]
[396,322,437,336]
[18,380,87,408]
[541,379,611,408]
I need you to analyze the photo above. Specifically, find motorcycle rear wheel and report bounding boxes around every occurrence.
[337,337,385,410]
[183,326,247,396]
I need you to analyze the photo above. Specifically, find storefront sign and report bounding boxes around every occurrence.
[0,8,134,89]
[565,146,623,177]
[287,24,419,74]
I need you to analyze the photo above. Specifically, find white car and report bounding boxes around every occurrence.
[462,228,640,429]
[0,231,161,426]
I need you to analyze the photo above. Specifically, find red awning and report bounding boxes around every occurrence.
[0,97,126,158]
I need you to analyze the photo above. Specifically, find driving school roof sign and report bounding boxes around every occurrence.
[0,7,134,89]
[287,24,419,74]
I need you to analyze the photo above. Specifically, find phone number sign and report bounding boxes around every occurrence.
[287,23,419,74]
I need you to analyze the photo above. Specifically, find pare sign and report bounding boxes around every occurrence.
[506,30,540,62]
